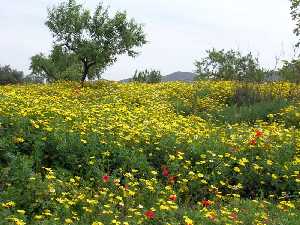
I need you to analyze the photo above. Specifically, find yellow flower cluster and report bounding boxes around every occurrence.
[0,81,300,224]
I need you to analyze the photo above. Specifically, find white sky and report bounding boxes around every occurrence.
[0,0,298,80]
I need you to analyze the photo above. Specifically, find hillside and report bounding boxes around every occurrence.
[0,81,300,225]
[161,71,196,82]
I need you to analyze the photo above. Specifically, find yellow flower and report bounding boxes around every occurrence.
[34,215,43,220]
[6,217,26,225]
[234,167,241,173]
[15,137,25,143]
[111,219,121,224]
[81,139,87,144]
[160,204,170,210]
[17,210,26,215]
[42,209,52,216]
[92,222,104,225]
[183,216,194,225]
[2,201,16,208]
[65,218,73,224]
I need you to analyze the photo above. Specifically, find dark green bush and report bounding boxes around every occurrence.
[215,99,289,124]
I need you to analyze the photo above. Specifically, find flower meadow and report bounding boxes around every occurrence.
[0,81,300,225]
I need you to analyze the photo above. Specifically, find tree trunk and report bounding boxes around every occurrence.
[81,61,88,87]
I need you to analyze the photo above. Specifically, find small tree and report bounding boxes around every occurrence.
[46,0,146,84]
[132,69,162,83]
[278,59,300,83]
[0,65,24,85]
[194,49,265,82]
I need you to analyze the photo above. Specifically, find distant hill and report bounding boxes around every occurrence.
[120,71,196,83]
[120,77,132,83]
[161,71,196,82]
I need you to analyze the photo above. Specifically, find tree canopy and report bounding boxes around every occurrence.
[30,45,82,82]
[0,65,24,85]
[278,59,300,83]
[194,49,265,82]
[45,0,146,84]
[291,0,300,47]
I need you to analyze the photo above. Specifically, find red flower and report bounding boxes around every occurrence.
[168,175,177,184]
[201,199,212,207]
[255,130,263,137]
[144,210,155,219]
[208,214,216,221]
[102,175,110,183]
[250,139,257,145]
[169,194,177,202]
[229,212,238,221]
[124,184,129,190]
[162,167,169,177]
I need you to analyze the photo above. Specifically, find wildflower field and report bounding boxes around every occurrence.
[0,81,300,225]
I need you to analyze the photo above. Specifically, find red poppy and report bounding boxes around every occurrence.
[168,175,177,184]
[144,210,155,219]
[162,167,169,177]
[250,139,257,145]
[255,130,263,137]
[102,175,110,183]
[229,212,238,221]
[169,194,177,202]
[201,199,212,207]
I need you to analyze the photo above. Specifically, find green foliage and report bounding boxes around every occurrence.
[30,45,82,82]
[22,74,44,84]
[132,69,162,83]
[1,82,299,224]
[227,85,275,106]
[0,65,24,85]
[278,59,300,83]
[290,0,300,47]
[194,49,265,82]
[172,84,292,124]
[214,99,289,124]
[46,0,146,82]
[216,85,292,124]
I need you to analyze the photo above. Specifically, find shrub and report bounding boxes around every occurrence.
[214,99,289,124]
[194,49,266,82]
[132,69,162,83]
[0,65,24,85]
[278,59,300,83]
[227,85,270,106]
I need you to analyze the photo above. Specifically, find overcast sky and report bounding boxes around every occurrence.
[0,0,297,80]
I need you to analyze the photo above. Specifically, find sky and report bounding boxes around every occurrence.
[0,0,298,80]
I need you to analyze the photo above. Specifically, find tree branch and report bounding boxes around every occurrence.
[87,61,96,68]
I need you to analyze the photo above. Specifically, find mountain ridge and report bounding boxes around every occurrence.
[120,71,196,82]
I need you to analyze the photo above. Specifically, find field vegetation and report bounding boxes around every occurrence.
[1,0,300,224]
[0,81,299,225]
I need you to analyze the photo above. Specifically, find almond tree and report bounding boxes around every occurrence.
[46,0,146,84]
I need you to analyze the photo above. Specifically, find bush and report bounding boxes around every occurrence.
[132,69,162,83]
[278,59,300,83]
[227,85,270,106]
[0,65,24,85]
[215,99,289,124]
[194,49,266,82]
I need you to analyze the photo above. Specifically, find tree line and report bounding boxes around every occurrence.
[2,0,300,85]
